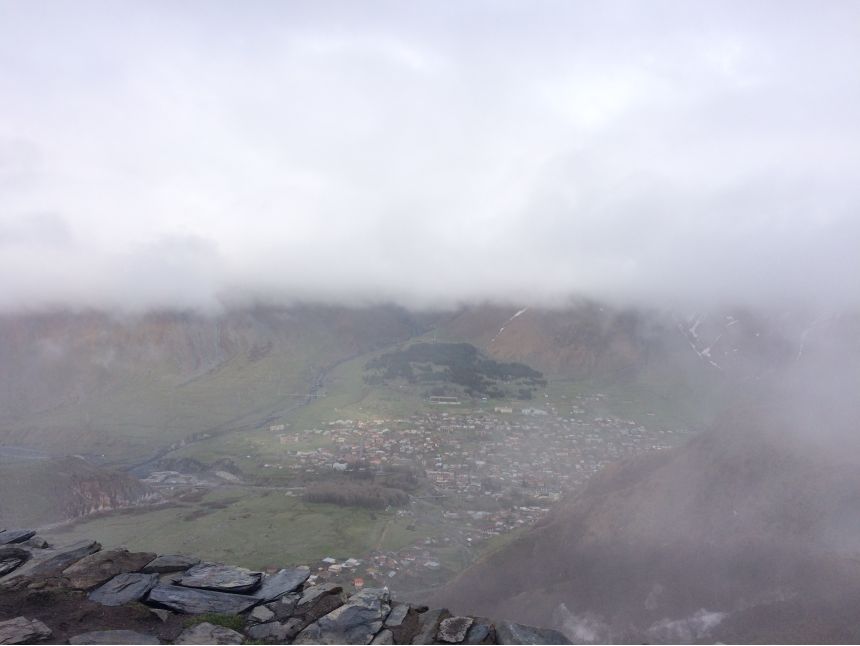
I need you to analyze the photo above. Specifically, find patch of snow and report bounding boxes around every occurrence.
[490,307,529,343]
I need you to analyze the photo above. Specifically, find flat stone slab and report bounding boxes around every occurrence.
[295,586,391,645]
[496,621,571,645]
[175,622,244,644]
[0,548,30,577]
[88,572,159,606]
[438,616,474,643]
[142,554,200,574]
[64,549,156,589]
[411,608,449,645]
[0,616,51,644]
[0,530,36,545]
[147,584,260,614]
[253,566,310,601]
[1,540,101,585]
[69,629,160,644]
[384,603,409,628]
[178,562,262,593]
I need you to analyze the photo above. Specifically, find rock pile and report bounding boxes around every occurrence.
[0,528,570,644]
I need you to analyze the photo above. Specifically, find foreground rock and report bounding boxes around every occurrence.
[295,586,391,644]
[0,540,573,644]
[147,583,259,614]
[0,530,36,546]
[0,548,29,577]
[142,554,200,574]
[495,622,571,645]
[175,622,244,644]
[63,549,156,589]
[88,572,159,606]
[1,540,101,588]
[178,562,262,593]
[438,616,474,643]
[69,629,160,644]
[0,616,51,644]
[254,566,310,601]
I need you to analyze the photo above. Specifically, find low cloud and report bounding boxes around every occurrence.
[1,1,858,312]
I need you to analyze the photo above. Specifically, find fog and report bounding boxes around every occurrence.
[1,1,858,313]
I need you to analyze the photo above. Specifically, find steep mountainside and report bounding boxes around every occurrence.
[0,457,157,528]
[432,396,860,643]
[0,305,426,459]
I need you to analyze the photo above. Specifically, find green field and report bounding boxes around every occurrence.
[43,487,422,570]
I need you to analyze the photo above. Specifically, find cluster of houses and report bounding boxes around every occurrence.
[258,396,689,593]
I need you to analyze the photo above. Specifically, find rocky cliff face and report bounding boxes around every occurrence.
[0,534,570,644]
[0,457,158,528]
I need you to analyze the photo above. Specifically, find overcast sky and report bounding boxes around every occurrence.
[1,0,858,312]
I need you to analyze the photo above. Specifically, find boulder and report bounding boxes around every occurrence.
[0,530,36,546]
[495,621,571,645]
[249,605,275,623]
[253,566,310,601]
[269,591,302,620]
[286,584,347,635]
[245,621,295,642]
[175,622,244,645]
[178,562,262,593]
[294,587,391,645]
[464,618,495,644]
[0,616,51,644]
[142,554,200,574]
[411,608,449,645]
[298,582,342,608]
[146,584,259,614]
[88,572,159,606]
[63,549,156,589]
[438,616,474,643]
[384,603,409,628]
[1,540,101,586]
[371,629,394,644]
[0,548,29,577]
[68,629,160,644]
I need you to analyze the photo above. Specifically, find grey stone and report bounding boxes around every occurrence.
[88,572,159,606]
[371,628,394,644]
[146,584,260,614]
[0,616,51,644]
[495,621,571,645]
[175,622,244,645]
[464,618,495,644]
[69,629,159,644]
[384,602,409,628]
[245,621,294,642]
[411,608,449,644]
[2,540,101,585]
[0,548,29,577]
[0,530,35,545]
[253,566,310,601]
[179,562,262,593]
[249,605,275,623]
[64,549,156,590]
[438,616,474,643]
[294,587,391,645]
[270,592,301,620]
[298,582,342,608]
[142,554,200,574]
[22,536,49,549]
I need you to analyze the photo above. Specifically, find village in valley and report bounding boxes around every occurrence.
[238,393,691,596]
